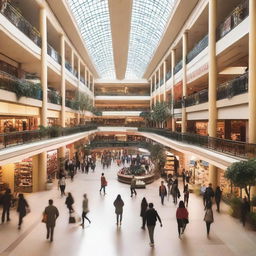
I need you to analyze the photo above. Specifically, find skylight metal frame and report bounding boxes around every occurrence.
[67,0,115,78]
[126,0,177,79]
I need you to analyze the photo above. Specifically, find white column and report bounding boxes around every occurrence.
[158,67,161,102]
[60,34,65,128]
[154,73,157,105]
[171,49,176,132]
[150,78,153,109]
[40,8,47,127]
[182,32,188,133]
[249,0,256,143]
[163,61,167,102]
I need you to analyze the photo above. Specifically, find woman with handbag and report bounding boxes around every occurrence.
[176,200,189,237]
[17,193,29,230]
[204,201,214,236]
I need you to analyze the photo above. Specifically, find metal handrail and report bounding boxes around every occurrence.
[1,2,41,47]
[47,44,61,64]
[138,127,256,159]
[174,59,182,75]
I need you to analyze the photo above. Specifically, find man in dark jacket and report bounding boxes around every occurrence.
[44,199,59,242]
[145,203,162,247]
[203,183,214,208]
[1,188,12,223]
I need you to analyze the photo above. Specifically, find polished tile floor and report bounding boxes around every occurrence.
[0,161,256,256]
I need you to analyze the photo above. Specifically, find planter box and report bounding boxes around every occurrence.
[45,182,53,190]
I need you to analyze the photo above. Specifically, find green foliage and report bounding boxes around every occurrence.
[148,143,166,170]
[229,196,243,218]
[140,111,152,125]
[225,159,256,202]
[152,101,171,125]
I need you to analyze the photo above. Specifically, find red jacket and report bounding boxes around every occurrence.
[101,176,107,186]
[176,208,188,219]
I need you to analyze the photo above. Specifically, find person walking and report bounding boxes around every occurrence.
[176,200,189,237]
[17,193,29,229]
[171,183,180,205]
[204,202,214,236]
[214,186,222,212]
[1,188,12,223]
[81,194,91,228]
[145,203,162,247]
[99,173,107,195]
[183,184,189,207]
[159,181,167,205]
[59,177,66,196]
[241,196,250,227]
[140,197,148,229]
[65,192,74,213]
[203,183,214,208]
[44,199,59,242]
[113,194,124,226]
[130,176,137,197]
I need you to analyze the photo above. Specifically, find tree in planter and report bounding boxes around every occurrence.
[225,159,256,206]
[152,101,171,128]
[140,111,152,127]
[149,143,166,173]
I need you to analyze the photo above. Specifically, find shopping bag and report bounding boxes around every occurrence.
[42,213,47,223]
[26,207,31,215]
[69,216,76,223]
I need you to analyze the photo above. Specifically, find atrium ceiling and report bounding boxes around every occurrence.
[67,0,177,80]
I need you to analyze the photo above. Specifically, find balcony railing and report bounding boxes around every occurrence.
[47,44,61,64]
[186,34,208,64]
[174,59,182,75]
[138,128,256,159]
[0,71,42,100]
[217,0,249,40]
[95,91,150,96]
[217,72,248,100]
[88,140,150,149]
[173,100,182,109]
[185,89,208,107]
[47,90,62,105]
[1,2,41,47]
[65,99,79,110]
[99,107,150,111]
[0,125,97,149]
[184,73,248,107]
[80,76,85,85]
[166,70,172,81]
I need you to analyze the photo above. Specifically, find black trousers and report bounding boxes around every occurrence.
[206,222,211,235]
[46,225,55,241]
[18,213,24,226]
[130,187,137,196]
[82,211,91,224]
[142,216,146,228]
[2,206,10,222]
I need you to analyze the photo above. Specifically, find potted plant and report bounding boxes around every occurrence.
[45,177,53,190]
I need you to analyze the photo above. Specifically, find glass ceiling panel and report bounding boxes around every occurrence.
[67,0,115,79]
[126,0,177,79]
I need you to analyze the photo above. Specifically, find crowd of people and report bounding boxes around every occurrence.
[0,153,253,247]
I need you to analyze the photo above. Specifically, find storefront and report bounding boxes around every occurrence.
[47,110,60,127]
[47,150,58,179]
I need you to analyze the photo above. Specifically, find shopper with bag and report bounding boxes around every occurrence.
[113,194,124,226]
[1,188,12,223]
[81,194,91,228]
[17,193,29,230]
[130,176,137,197]
[44,199,59,242]
[99,173,107,195]
[65,192,74,213]
[204,201,214,236]
[176,200,189,237]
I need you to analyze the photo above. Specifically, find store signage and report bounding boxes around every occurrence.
[187,63,208,83]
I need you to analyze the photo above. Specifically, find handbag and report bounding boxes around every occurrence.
[183,218,189,224]
[42,213,47,223]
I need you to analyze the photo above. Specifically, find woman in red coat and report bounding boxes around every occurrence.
[176,200,189,237]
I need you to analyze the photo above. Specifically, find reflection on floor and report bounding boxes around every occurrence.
[0,161,256,256]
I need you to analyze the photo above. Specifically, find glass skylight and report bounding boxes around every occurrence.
[67,0,115,79]
[126,0,177,79]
